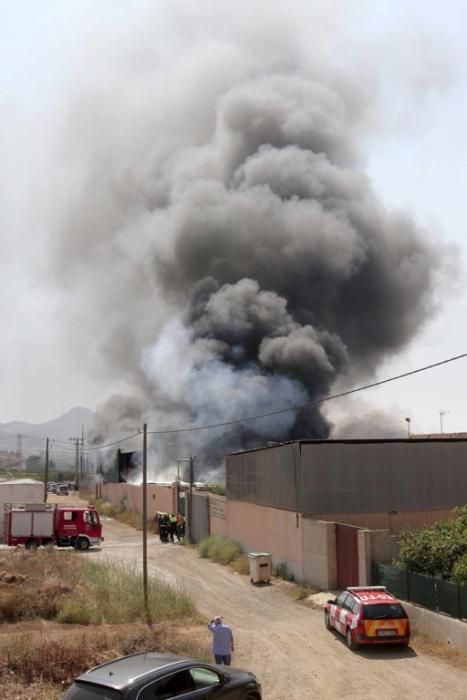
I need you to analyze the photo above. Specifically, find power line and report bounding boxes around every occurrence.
[147,352,467,435]
[82,432,141,453]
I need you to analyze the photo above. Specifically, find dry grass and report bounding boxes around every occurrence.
[0,549,208,698]
[410,630,467,669]
[230,554,250,576]
[0,549,195,625]
[0,623,211,698]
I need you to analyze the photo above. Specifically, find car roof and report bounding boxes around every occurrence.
[75,653,194,691]
[346,586,400,604]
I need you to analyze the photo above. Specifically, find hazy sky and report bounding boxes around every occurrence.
[1,0,466,437]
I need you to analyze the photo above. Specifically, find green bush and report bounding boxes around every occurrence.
[396,505,467,579]
[205,483,226,496]
[452,553,467,586]
[197,535,241,565]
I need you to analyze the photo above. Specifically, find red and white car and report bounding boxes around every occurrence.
[324,586,410,650]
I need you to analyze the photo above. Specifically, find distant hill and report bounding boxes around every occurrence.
[0,407,96,455]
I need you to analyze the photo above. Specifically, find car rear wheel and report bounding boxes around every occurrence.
[324,611,331,630]
[25,539,39,551]
[75,537,90,551]
[346,627,357,651]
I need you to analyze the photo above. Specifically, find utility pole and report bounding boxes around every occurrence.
[69,436,84,486]
[44,438,49,503]
[188,456,196,542]
[142,423,149,620]
[16,434,22,462]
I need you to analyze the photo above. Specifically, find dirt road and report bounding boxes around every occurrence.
[91,511,467,699]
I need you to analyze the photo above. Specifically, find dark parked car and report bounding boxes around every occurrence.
[62,652,262,699]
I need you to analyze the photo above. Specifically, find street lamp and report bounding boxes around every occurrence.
[404,417,411,438]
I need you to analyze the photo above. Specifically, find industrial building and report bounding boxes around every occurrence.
[222,437,467,587]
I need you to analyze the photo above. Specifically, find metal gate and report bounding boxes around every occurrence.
[189,492,209,544]
[336,523,360,588]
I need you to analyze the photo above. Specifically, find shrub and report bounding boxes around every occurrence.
[396,506,467,579]
[197,535,242,565]
[452,553,467,586]
[205,483,226,496]
[56,598,100,625]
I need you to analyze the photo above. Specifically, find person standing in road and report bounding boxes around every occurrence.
[208,616,235,665]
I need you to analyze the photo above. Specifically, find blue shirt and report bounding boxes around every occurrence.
[208,622,233,655]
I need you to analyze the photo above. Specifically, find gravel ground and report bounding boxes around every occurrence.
[91,512,467,700]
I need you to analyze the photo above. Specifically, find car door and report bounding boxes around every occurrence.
[188,666,239,699]
[136,669,195,699]
[330,592,349,634]
[136,667,231,700]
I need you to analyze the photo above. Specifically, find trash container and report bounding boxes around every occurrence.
[248,552,272,584]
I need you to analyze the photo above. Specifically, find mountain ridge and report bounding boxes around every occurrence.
[0,407,96,444]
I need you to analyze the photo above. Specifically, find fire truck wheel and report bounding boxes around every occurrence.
[25,539,39,551]
[75,537,90,551]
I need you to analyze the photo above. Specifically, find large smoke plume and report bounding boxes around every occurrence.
[49,2,445,474]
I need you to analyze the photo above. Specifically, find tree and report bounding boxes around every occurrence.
[396,506,467,579]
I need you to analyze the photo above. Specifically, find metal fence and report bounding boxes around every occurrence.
[372,561,467,620]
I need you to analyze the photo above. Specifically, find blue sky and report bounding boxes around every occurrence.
[1,1,466,435]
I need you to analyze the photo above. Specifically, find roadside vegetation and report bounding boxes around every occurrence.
[396,505,467,584]
[0,549,206,699]
[205,483,226,496]
[196,535,320,600]
[90,496,144,530]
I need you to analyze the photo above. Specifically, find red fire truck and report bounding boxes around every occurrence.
[4,503,103,550]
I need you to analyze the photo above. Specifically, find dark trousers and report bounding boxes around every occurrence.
[169,523,178,542]
[214,654,231,665]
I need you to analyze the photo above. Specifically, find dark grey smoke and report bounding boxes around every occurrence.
[49,2,446,474]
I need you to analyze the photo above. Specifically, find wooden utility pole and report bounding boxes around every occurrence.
[44,438,49,503]
[142,423,149,619]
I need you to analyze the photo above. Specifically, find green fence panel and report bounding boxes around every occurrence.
[408,571,437,609]
[372,562,408,600]
[459,587,467,619]
[373,562,467,619]
[435,578,460,617]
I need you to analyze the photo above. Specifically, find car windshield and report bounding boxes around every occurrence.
[362,603,407,620]
[62,682,122,699]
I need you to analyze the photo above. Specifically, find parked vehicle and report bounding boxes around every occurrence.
[4,503,102,551]
[57,484,69,496]
[62,652,262,699]
[324,586,410,650]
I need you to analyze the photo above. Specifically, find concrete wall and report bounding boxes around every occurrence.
[101,482,177,518]
[190,492,209,544]
[403,601,467,654]
[358,529,399,586]
[313,509,455,535]
[0,481,44,504]
[302,519,337,589]
[225,500,304,581]
[209,495,227,538]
